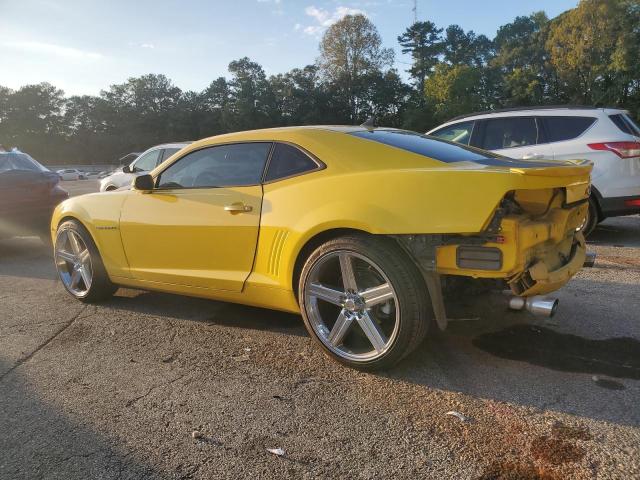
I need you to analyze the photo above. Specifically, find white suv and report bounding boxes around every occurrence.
[427,107,640,234]
[100,142,190,192]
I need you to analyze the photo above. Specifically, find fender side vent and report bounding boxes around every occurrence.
[456,246,503,270]
[268,230,289,277]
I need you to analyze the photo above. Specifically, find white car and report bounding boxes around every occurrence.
[57,168,85,181]
[99,143,190,192]
[427,107,640,234]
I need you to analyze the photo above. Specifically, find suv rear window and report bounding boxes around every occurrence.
[351,129,500,163]
[543,116,596,142]
[609,114,640,136]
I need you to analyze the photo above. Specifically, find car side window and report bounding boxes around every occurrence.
[543,116,596,142]
[157,142,272,189]
[480,117,538,150]
[264,143,319,182]
[161,148,180,162]
[132,150,161,172]
[429,121,475,146]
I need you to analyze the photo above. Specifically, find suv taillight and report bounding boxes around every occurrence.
[588,142,640,158]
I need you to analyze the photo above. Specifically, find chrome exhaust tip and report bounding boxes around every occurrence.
[583,252,596,268]
[508,295,559,318]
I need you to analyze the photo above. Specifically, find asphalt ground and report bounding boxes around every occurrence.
[0,180,638,479]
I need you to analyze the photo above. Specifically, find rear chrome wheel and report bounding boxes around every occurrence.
[54,220,117,302]
[299,235,431,370]
[304,251,400,362]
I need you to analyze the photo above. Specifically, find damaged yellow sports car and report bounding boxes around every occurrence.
[51,126,593,369]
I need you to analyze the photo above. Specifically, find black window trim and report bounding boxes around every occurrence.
[476,116,541,151]
[153,140,325,191]
[153,141,275,191]
[462,115,598,150]
[261,141,326,185]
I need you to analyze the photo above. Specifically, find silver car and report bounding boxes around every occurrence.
[99,143,190,192]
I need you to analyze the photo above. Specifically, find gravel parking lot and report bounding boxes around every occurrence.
[1,180,639,479]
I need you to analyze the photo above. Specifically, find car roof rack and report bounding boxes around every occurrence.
[446,105,622,123]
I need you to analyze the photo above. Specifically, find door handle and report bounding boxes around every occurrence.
[224,202,253,213]
[522,153,543,160]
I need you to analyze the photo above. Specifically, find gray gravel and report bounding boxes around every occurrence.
[1,182,638,479]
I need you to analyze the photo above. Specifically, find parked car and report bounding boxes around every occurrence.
[100,144,189,191]
[427,106,640,235]
[51,126,593,370]
[1,150,68,241]
[57,168,86,181]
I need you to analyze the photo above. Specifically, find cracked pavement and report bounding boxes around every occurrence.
[0,181,639,479]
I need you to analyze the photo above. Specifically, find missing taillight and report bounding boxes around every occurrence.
[588,142,640,158]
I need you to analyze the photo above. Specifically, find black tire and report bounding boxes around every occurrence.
[105,185,117,191]
[581,197,599,237]
[54,220,117,302]
[298,234,431,371]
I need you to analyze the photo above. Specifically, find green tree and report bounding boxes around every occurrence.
[492,12,552,105]
[0,83,66,161]
[397,21,443,95]
[424,63,486,122]
[319,14,394,122]
[547,0,637,106]
[200,77,232,135]
[227,57,276,130]
[443,25,493,67]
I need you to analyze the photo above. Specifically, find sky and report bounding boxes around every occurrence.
[0,0,578,96]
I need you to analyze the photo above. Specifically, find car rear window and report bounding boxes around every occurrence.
[609,114,640,136]
[351,129,501,163]
[543,116,596,142]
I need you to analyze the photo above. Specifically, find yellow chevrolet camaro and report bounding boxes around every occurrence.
[51,126,591,369]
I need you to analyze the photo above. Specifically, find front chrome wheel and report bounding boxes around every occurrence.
[55,228,93,297]
[303,250,400,362]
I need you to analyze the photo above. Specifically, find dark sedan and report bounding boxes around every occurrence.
[0,151,69,242]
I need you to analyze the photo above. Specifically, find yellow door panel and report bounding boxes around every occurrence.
[119,186,262,291]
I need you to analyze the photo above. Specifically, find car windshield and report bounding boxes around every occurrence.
[0,152,49,173]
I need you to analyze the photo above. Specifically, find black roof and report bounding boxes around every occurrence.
[447,105,622,123]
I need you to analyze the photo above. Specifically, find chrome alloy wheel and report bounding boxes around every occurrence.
[55,229,93,297]
[303,250,400,362]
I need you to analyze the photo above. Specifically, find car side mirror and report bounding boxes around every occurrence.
[134,174,154,191]
[122,165,132,173]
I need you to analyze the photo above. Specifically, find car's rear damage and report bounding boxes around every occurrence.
[395,163,595,327]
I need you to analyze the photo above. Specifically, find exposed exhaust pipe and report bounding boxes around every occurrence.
[508,295,559,318]
[583,252,597,268]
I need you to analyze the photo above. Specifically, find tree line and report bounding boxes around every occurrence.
[0,0,638,165]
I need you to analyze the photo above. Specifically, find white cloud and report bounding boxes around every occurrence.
[140,43,155,49]
[298,5,366,36]
[257,0,281,3]
[2,41,103,60]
